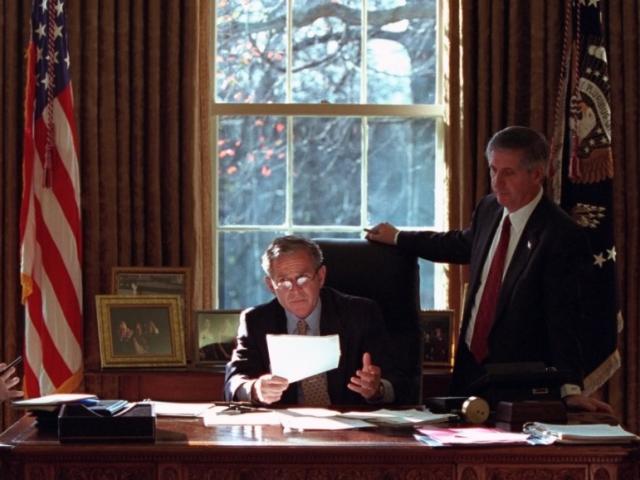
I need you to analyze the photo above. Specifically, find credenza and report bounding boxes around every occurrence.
[0,414,638,480]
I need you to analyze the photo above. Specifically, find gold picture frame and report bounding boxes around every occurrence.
[419,310,455,368]
[194,310,240,371]
[96,294,186,368]
[111,266,192,361]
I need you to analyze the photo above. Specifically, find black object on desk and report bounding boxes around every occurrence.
[58,402,156,443]
[468,362,568,407]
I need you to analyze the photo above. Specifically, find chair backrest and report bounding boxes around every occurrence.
[314,238,422,404]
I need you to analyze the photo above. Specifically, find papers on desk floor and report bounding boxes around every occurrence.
[12,393,97,412]
[150,401,224,417]
[203,407,451,430]
[204,410,284,426]
[267,334,340,382]
[415,426,531,447]
[523,422,639,444]
[341,408,454,426]
[202,407,372,430]
[280,411,373,431]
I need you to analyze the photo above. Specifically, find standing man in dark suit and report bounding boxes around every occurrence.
[224,235,401,406]
[366,126,611,413]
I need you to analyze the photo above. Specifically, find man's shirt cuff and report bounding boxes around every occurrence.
[235,380,256,403]
[560,383,582,398]
[367,378,395,404]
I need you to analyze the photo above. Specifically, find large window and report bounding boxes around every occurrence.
[213,0,446,309]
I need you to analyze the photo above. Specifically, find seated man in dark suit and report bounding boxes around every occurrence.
[367,126,612,413]
[224,235,401,406]
[0,360,22,402]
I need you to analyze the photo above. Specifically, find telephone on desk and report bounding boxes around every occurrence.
[468,362,568,407]
[426,362,569,423]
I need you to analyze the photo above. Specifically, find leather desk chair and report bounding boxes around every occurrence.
[314,238,422,405]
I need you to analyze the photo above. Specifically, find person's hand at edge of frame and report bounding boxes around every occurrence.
[364,223,399,246]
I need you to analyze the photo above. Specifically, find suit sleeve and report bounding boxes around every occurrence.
[395,196,496,264]
[542,225,591,387]
[223,308,269,401]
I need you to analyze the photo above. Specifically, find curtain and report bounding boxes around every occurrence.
[0,0,210,429]
[604,0,640,433]
[0,1,30,430]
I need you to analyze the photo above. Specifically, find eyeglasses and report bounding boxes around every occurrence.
[271,267,320,291]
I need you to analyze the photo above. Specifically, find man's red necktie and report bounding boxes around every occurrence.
[470,215,511,362]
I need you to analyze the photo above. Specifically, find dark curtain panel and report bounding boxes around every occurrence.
[0,1,31,430]
[604,0,640,433]
[0,0,209,429]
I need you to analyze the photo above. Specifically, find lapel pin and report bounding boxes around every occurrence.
[527,240,532,250]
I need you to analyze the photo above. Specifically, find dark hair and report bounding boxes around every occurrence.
[485,126,550,172]
[261,235,324,276]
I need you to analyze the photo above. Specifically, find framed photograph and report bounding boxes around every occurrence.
[419,310,455,367]
[112,267,192,359]
[96,294,187,368]
[195,310,241,370]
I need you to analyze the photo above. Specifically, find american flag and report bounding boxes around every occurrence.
[20,0,83,397]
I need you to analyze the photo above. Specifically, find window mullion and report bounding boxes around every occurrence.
[360,1,368,229]
[285,0,294,229]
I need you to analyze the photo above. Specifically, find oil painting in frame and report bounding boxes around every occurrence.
[96,294,186,368]
[111,266,192,360]
[419,310,455,368]
[195,309,241,371]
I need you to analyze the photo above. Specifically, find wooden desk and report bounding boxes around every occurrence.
[0,415,637,480]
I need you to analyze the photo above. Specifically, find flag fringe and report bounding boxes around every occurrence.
[583,349,621,396]
[21,272,33,303]
[55,368,84,394]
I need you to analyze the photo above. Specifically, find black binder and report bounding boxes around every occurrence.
[58,402,156,443]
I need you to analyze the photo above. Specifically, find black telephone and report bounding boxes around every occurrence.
[468,362,569,406]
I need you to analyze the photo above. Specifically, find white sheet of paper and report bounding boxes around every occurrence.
[340,408,453,425]
[12,393,96,408]
[150,401,222,417]
[202,410,283,426]
[267,334,340,383]
[280,414,374,431]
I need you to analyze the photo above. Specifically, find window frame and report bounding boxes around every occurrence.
[210,0,448,309]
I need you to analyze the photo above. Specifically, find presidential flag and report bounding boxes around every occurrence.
[20,0,83,397]
[550,0,620,394]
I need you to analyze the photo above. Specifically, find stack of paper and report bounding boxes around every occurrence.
[341,408,454,426]
[523,422,639,444]
[150,401,222,417]
[278,410,374,431]
[12,393,98,412]
[415,426,531,446]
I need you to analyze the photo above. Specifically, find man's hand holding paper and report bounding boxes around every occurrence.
[252,374,289,404]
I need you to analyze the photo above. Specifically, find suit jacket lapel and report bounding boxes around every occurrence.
[493,197,547,323]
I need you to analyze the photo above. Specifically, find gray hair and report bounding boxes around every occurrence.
[261,235,324,276]
[485,126,550,173]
